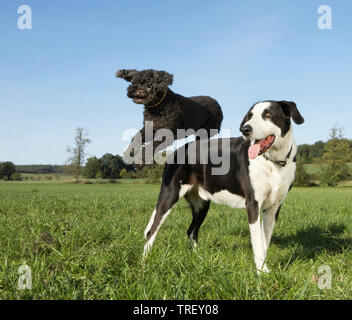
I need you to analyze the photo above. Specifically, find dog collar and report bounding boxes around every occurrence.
[263,146,292,167]
[145,90,168,108]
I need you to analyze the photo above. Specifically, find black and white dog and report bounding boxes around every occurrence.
[142,100,304,273]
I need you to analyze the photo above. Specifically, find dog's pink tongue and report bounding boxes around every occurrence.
[248,144,261,160]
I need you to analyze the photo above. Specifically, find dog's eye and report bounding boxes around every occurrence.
[248,113,253,120]
[264,112,271,119]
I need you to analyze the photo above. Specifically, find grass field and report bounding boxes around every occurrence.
[0,182,351,299]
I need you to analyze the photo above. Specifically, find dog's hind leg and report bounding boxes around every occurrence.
[185,191,210,249]
[142,183,180,262]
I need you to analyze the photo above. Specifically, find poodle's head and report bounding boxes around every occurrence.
[116,69,173,105]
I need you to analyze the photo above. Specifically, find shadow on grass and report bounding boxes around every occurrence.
[272,223,352,260]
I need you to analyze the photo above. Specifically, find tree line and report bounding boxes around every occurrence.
[297,139,352,164]
[3,126,351,186]
[294,127,352,187]
[16,164,68,174]
[84,154,165,183]
[83,153,135,179]
[68,127,164,182]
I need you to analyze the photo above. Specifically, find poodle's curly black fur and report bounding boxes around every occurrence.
[116,69,223,162]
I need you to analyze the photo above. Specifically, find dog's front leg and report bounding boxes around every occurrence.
[261,205,281,254]
[247,202,270,274]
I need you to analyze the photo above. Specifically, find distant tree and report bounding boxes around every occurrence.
[297,140,327,164]
[95,170,103,179]
[100,153,121,179]
[141,165,150,178]
[297,144,312,164]
[66,127,91,182]
[144,163,164,184]
[145,169,160,184]
[329,125,344,140]
[319,126,352,186]
[294,157,312,187]
[0,162,16,180]
[10,172,23,181]
[83,157,101,179]
[312,140,325,160]
[15,164,67,174]
[120,168,128,179]
[80,153,135,180]
[99,153,134,179]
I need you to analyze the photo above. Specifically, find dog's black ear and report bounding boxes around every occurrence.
[116,69,138,82]
[157,71,173,86]
[278,101,304,125]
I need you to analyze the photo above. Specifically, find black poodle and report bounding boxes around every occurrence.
[116,69,223,163]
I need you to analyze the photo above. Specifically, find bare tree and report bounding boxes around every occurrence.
[66,127,91,182]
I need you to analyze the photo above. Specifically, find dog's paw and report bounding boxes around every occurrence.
[257,264,271,275]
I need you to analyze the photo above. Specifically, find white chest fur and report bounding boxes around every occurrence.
[248,155,296,211]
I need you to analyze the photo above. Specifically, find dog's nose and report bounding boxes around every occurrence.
[240,125,252,136]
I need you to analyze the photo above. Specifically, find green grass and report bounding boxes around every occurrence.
[0,182,351,299]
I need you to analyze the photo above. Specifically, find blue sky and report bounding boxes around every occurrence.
[1,0,351,164]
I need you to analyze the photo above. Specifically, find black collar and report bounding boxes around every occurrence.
[263,146,292,167]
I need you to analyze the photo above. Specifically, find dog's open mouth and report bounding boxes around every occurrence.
[129,89,149,103]
[133,97,146,103]
[248,135,276,160]
[132,93,149,104]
